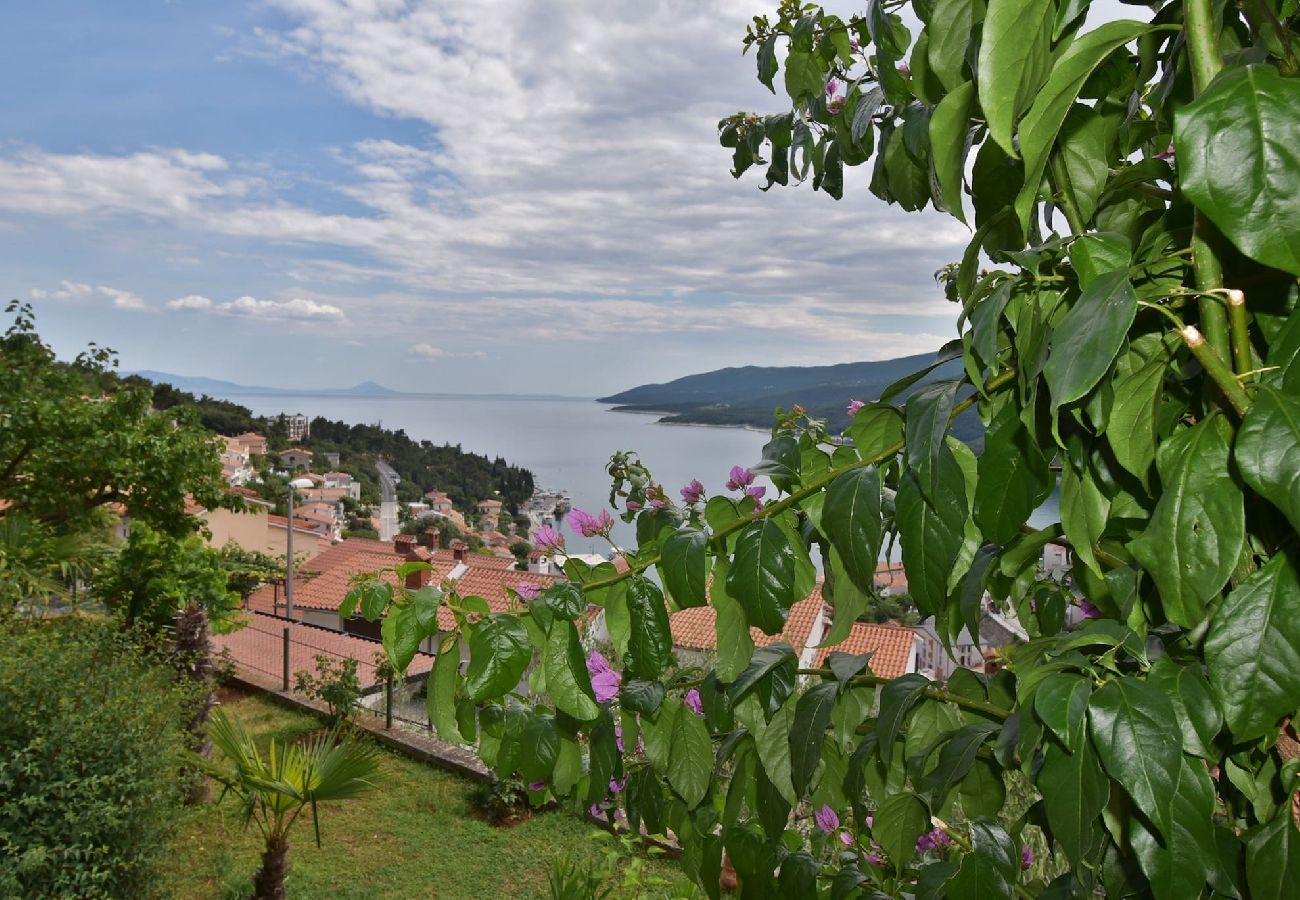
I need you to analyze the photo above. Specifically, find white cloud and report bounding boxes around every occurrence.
[31,280,145,310]
[217,295,345,320]
[409,342,445,357]
[167,294,214,311]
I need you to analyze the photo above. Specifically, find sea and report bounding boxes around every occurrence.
[224,393,1059,557]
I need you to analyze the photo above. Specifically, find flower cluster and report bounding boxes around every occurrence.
[533,526,564,553]
[847,398,865,417]
[915,828,952,852]
[586,650,622,703]
[813,805,855,848]
[684,688,703,715]
[515,582,541,601]
[725,465,766,505]
[568,507,614,538]
[645,482,669,509]
[680,478,705,505]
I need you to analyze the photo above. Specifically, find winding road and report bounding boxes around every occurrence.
[375,460,399,541]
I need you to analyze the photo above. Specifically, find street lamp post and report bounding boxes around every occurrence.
[285,477,314,619]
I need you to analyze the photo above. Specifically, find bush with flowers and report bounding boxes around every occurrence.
[344,0,1300,894]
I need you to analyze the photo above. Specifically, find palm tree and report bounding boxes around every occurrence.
[207,710,380,900]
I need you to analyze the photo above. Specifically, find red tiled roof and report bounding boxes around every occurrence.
[811,622,917,678]
[214,611,433,685]
[875,559,907,593]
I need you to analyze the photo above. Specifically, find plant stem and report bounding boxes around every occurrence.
[1180,325,1252,416]
[580,369,1019,593]
[1184,0,1224,94]
[1048,154,1086,234]
[1226,289,1254,381]
[797,668,1012,719]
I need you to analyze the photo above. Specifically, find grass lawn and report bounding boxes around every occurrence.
[165,692,688,899]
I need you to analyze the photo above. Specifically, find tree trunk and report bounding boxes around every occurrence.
[173,600,214,803]
[250,833,290,900]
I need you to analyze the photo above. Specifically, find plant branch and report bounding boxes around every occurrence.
[1180,325,1252,416]
[1226,289,1254,381]
[797,668,1012,719]
[581,369,1019,594]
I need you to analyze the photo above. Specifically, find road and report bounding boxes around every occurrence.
[375,460,399,541]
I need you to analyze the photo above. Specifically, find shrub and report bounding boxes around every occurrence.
[293,654,362,726]
[0,617,192,898]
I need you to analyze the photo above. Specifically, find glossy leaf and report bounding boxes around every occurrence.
[905,379,960,503]
[875,791,930,870]
[1131,755,1217,900]
[1087,676,1181,839]
[727,519,797,635]
[1033,672,1090,750]
[1130,416,1244,628]
[823,466,883,594]
[626,576,673,679]
[927,0,984,91]
[711,556,754,682]
[465,616,531,701]
[847,403,904,460]
[543,620,600,721]
[1177,65,1300,275]
[666,700,712,808]
[1245,812,1300,900]
[1043,270,1137,413]
[1204,551,1300,741]
[877,673,933,754]
[977,0,1054,156]
[660,526,709,610]
[974,401,1052,544]
[427,642,465,743]
[896,447,969,617]
[929,81,975,223]
[1038,740,1109,869]
[790,681,838,798]
[1235,384,1300,535]
[1107,353,1167,484]
[946,818,1019,899]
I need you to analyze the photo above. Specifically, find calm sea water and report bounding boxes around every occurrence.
[226,393,1059,555]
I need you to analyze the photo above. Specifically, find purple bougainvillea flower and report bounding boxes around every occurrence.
[726,465,755,491]
[684,688,703,715]
[586,650,613,675]
[849,39,860,52]
[839,831,854,846]
[825,78,840,96]
[814,804,840,833]
[745,485,766,503]
[1021,846,1035,869]
[615,724,624,753]
[680,479,705,504]
[589,804,603,818]
[649,497,668,509]
[528,780,546,791]
[569,507,614,538]
[1079,599,1103,619]
[625,499,641,511]
[515,582,541,601]
[1155,143,1176,160]
[610,775,628,794]
[586,650,622,702]
[847,399,866,417]
[865,852,882,866]
[827,99,843,115]
[534,526,564,553]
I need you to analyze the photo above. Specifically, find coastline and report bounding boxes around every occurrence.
[604,405,769,434]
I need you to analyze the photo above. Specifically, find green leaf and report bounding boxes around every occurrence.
[790,682,838,798]
[427,642,464,743]
[1043,270,1137,413]
[380,604,422,675]
[905,380,960,503]
[1146,657,1222,759]
[552,735,581,796]
[1058,458,1109,576]
[877,673,934,754]
[729,642,797,702]
[946,818,1018,899]
[823,466,883,595]
[958,759,1007,819]
[927,0,984,91]
[540,581,586,621]
[751,695,798,806]
[353,580,392,621]
[875,791,931,870]
[465,616,531,701]
[847,403,904,460]
[1246,812,1300,900]
[784,47,824,104]
[753,434,801,490]
[625,576,672,679]
[929,82,975,224]
[820,547,873,646]
[1012,21,1150,229]
[666,701,712,808]
[711,556,754,682]
[1087,676,1181,839]
[977,0,1055,156]
[543,620,599,721]
[1071,232,1131,289]
[1032,672,1090,750]
[1108,353,1167,485]
[1037,740,1109,869]
[1204,551,1300,742]
[1131,755,1217,900]
[1130,416,1244,628]
[974,401,1052,544]
[1176,65,1300,276]
[777,851,819,900]
[757,34,778,93]
[518,714,559,785]
[1236,385,1300,535]
[726,519,797,635]
[660,527,709,611]
[896,447,969,617]
[621,679,666,717]
[1057,104,1110,228]
[918,722,1000,803]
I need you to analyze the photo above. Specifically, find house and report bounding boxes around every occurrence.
[279,448,314,469]
[424,489,453,514]
[231,432,269,456]
[192,497,331,561]
[914,599,1029,682]
[323,451,341,468]
[323,472,361,500]
[662,583,918,680]
[874,559,908,596]
[285,413,310,442]
[476,498,504,520]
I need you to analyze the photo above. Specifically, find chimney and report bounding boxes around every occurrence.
[423,527,440,549]
[394,534,415,555]
[404,549,433,589]
[450,539,468,563]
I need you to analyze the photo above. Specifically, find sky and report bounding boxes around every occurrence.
[0,0,972,395]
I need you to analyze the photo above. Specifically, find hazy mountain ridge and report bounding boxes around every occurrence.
[128,371,403,397]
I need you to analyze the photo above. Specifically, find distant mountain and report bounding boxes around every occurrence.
[598,350,982,441]
[128,370,404,397]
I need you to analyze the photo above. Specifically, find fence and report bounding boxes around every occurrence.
[215,613,436,733]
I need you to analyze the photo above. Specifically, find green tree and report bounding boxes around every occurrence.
[207,709,380,900]
[349,1,1300,894]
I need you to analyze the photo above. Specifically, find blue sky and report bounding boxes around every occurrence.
[1,1,969,394]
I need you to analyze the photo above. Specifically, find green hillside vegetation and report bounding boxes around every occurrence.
[598,350,983,441]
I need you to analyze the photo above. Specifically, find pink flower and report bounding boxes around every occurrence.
[534,526,564,553]
[865,815,874,829]
[849,39,860,52]
[680,479,705,504]
[625,499,642,511]
[825,78,840,96]
[684,688,703,715]
[745,485,766,503]
[515,582,541,601]
[528,780,546,791]
[865,852,882,866]
[828,99,843,115]
[814,804,839,833]
[610,775,628,794]
[1155,143,1175,161]
[615,724,624,753]
[569,507,613,538]
[847,399,865,417]
[725,466,755,491]
[586,650,613,675]
[590,804,603,818]
[898,63,911,76]
[1079,599,1103,619]
[1021,845,1035,869]
[839,831,854,846]
[586,650,622,702]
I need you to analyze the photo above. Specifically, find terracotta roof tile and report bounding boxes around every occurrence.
[811,622,917,679]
